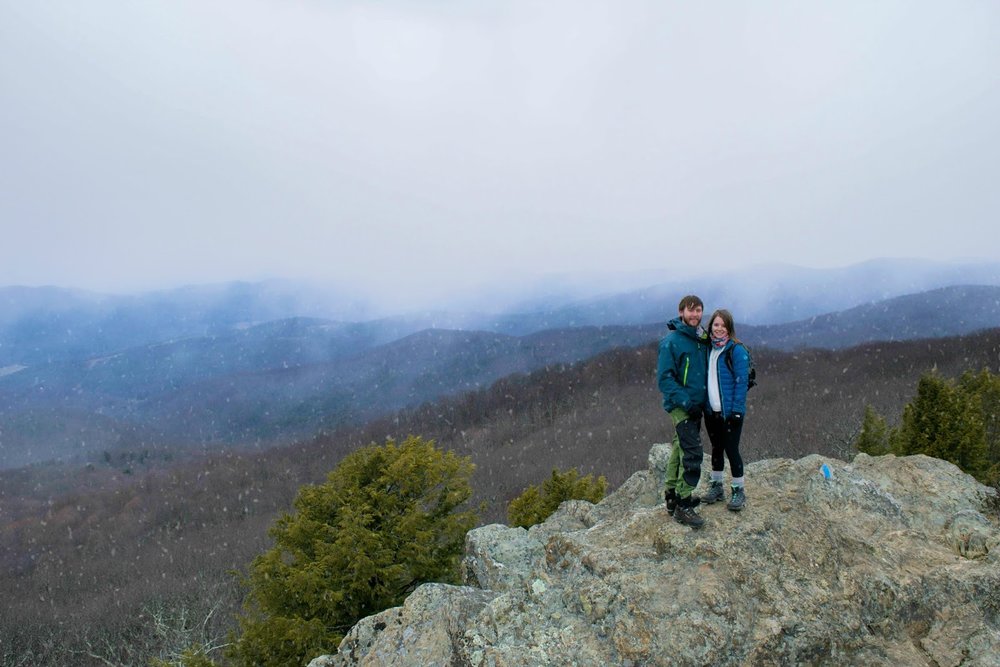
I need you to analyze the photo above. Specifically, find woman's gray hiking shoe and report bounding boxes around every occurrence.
[702,480,725,504]
[727,486,746,511]
[673,496,704,528]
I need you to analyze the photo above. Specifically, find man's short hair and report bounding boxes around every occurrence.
[678,295,703,312]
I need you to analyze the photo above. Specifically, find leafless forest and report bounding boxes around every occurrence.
[2,329,999,665]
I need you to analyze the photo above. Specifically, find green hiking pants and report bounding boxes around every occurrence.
[665,407,703,499]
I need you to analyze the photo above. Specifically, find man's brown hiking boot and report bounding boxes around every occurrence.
[673,495,704,528]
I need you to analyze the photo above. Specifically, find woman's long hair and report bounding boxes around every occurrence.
[708,309,741,344]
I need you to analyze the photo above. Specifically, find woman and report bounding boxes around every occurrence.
[702,309,750,511]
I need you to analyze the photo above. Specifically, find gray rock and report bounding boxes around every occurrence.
[309,583,497,667]
[313,447,1000,666]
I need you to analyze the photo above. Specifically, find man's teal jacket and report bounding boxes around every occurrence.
[657,316,709,414]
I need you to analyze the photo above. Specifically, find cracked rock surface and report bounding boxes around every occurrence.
[311,449,1000,667]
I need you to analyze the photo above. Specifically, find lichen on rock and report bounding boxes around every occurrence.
[311,448,1000,666]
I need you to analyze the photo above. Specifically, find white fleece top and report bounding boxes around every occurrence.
[708,346,724,412]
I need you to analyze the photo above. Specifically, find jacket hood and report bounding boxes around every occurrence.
[668,315,705,340]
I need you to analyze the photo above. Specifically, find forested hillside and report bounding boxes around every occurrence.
[2,328,999,664]
[0,321,661,468]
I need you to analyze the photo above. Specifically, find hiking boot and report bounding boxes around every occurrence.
[673,496,705,528]
[702,481,725,504]
[664,488,678,515]
[727,486,746,511]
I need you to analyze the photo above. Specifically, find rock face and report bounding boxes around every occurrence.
[310,447,1000,666]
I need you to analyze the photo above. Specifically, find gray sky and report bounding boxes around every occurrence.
[2,1,999,307]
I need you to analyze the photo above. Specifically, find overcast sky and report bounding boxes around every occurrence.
[2,1,999,306]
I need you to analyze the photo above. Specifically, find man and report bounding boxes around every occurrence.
[657,295,709,528]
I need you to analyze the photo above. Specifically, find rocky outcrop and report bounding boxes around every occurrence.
[310,447,1000,666]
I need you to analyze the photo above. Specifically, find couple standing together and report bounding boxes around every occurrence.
[657,294,750,528]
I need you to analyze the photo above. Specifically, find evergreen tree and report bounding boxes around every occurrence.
[958,369,1000,484]
[506,484,545,528]
[229,436,478,667]
[890,372,991,483]
[855,405,890,456]
[507,468,607,528]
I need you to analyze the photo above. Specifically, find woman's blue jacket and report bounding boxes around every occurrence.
[711,340,750,418]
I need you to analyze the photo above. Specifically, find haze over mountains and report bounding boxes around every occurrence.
[1,258,999,470]
[3,258,999,363]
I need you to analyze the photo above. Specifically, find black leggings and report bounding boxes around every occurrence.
[704,412,744,479]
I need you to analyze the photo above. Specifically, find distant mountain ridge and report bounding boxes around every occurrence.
[2,260,999,469]
[0,281,377,366]
[744,284,1000,350]
[532,258,1000,328]
[2,284,999,469]
[3,258,999,366]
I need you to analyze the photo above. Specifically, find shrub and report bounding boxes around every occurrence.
[854,405,890,456]
[228,436,478,667]
[507,468,607,528]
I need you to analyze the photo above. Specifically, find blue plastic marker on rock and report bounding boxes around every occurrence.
[820,463,832,479]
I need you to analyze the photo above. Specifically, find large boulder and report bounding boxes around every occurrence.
[312,448,1000,666]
